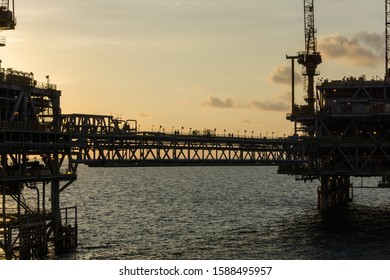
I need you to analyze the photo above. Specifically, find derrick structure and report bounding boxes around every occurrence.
[0,1,77,259]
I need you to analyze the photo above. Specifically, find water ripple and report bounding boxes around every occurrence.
[59,166,390,260]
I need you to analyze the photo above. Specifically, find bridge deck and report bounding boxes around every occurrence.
[62,114,306,167]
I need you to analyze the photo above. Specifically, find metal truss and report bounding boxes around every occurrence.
[63,114,306,167]
[314,79,390,177]
[316,117,390,176]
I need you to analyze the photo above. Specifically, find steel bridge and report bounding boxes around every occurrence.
[62,114,306,167]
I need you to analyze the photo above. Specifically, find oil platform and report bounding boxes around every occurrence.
[2,0,390,259]
[0,1,77,259]
[282,0,390,211]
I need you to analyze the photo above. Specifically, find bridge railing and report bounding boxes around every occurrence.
[60,113,308,167]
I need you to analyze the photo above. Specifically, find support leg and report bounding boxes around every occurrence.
[318,176,351,211]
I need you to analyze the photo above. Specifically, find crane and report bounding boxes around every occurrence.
[286,0,321,136]
[297,0,322,114]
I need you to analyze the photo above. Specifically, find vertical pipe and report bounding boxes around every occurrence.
[386,0,389,79]
[286,55,299,134]
[319,176,329,211]
[17,183,21,220]
[75,206,78,247]
[350,181,354,203]
[2,153,6,224]
[42,182,46,217]
[51,179,61,253]
[1,153,13,259]
[291,58,295,113]
[5,226,12,259]
[1,184,5,224]
[291,59,297,134]
[22,91,27,123]
[51,153,62,253]
[317,186,321,209]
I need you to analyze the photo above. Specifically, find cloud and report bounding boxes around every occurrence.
[269,64,302,85]
[318,32,384,67]
[201,96,289,112]
[250,100,289,112]
[201,97,237,108]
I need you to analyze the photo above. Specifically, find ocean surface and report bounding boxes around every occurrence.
[58,165,390,260]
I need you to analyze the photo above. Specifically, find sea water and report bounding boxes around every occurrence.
[58,165,390,260]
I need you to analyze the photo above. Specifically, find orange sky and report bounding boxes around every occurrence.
[1,0,386,136]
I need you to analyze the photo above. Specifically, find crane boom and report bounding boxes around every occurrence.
[298,0,321,116]
[304,0,317,55]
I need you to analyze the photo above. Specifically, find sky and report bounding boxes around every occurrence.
[0,0,387,136]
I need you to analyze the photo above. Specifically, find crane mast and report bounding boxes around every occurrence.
[303,0,317,55]
[298,0,321,115]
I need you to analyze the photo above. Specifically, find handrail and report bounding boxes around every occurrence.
[0,68,57,90]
